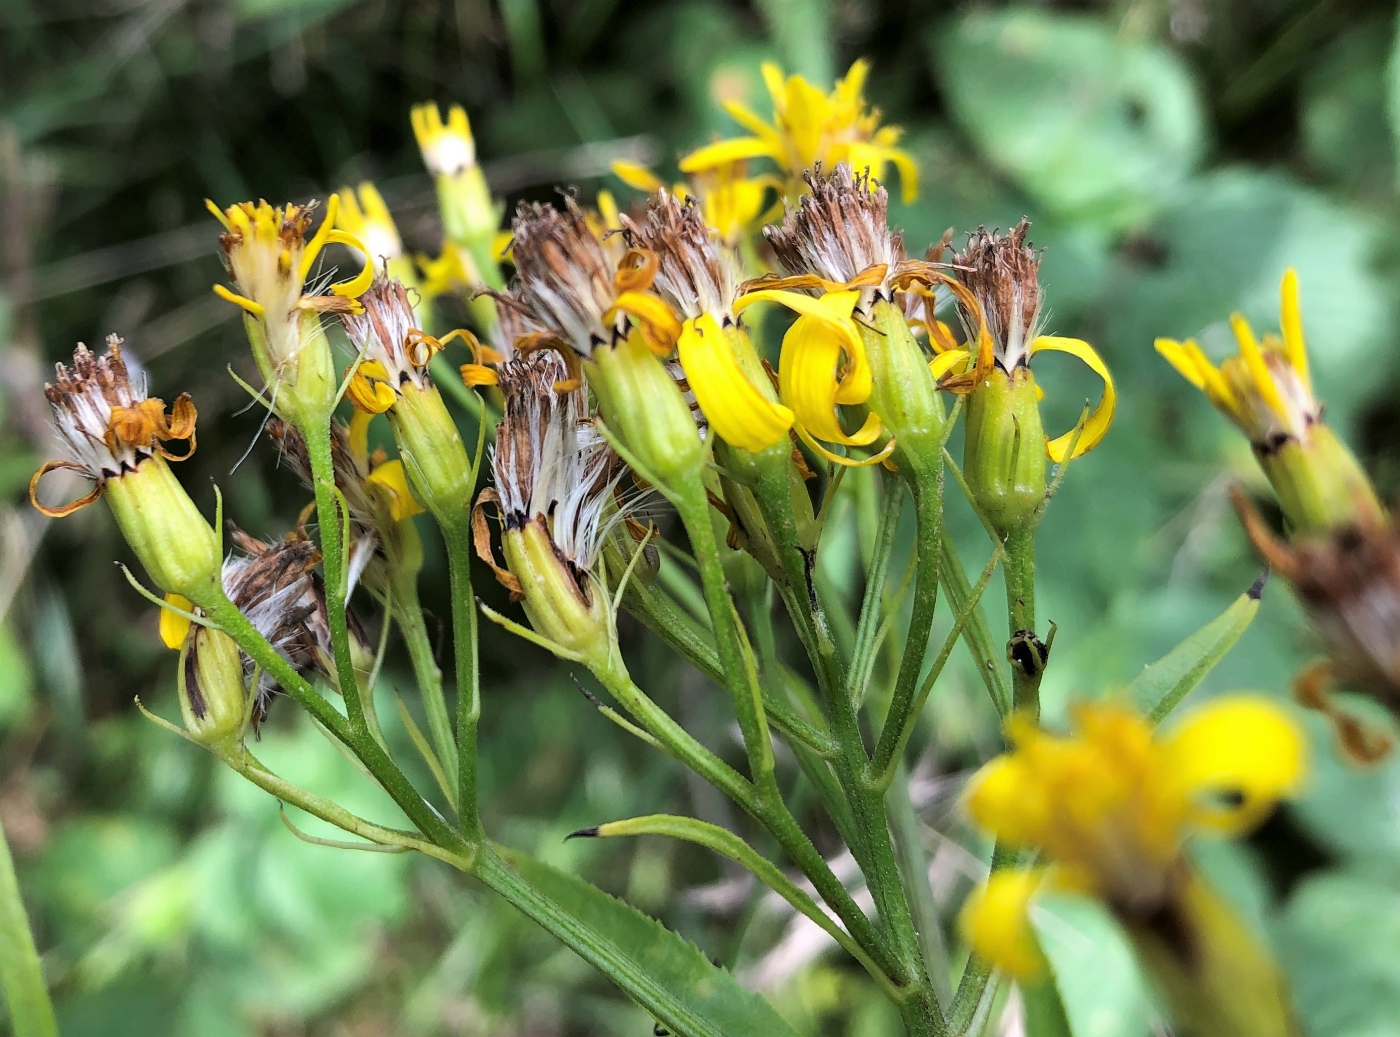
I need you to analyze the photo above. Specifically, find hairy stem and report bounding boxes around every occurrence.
[442,518,483,841]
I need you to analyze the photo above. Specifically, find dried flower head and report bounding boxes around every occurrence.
[952,219,1043,372]
[31,337,197,517]
[341,277,443,413]
[622,191,739,322]
[765,166,906,304]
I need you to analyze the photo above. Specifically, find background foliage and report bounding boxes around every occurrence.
[4,0,1400,1033]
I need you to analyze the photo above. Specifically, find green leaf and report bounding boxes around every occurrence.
[1035,894,1154,1037]
[494,849,800,1037]
[932,8,1205,230]
[1385,11,1400,189]
[1276,870,1400,1037]
[1125,580,1263,723]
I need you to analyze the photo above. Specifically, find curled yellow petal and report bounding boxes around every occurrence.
[324,230,376,300]
[160,594,194,650]
[1156,696,1307,838]
[930,348,971,381]
[1031,336,1116,462]
[677,314,793,452]
[298,193,341,282]
[211,283,265,319]
[347,360,396,415]
[959,868,1050,980]
[609,290,682,353]
[367,459,426,521]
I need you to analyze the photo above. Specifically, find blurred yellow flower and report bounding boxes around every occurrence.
[680,60,917,203]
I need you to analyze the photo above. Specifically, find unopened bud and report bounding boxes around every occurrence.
[390,383,475,528]
[502,520,619,672]
[104,457,222,601]
[588,332,705,492]
[964,367,1046,535]
[177,626,249,752]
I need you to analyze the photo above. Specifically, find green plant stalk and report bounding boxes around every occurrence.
[204,594,461,851]
[442,518,484,841]
[889,764,952,1006]
[671,476,776,792]
[871,466,942,776]
[938,538,1010,715]
[302,419,370,728]
[589,659,900,981]
[744,463,944,1034]
[947,841,1018,1034]
[1022,976,1074,1037]
[393,575,459,800]
[848,473,904,704]
[1004,525,1040,715]
[0,816,57,1037]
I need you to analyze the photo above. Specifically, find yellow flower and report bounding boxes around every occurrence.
[410,101,476,177]
[680,60,917,204]
[936,221,1115,462]
[959,697,1305,978]
[334,183,407,275]
[1156,269,1318,451]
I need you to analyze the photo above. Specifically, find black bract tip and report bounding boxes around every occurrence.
[565,826,600,841]
[1248,568,1270,601]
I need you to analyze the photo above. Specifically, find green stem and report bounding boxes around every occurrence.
[949,843,1016,1033]
[394,576,459,801]
[870,469,942,777]
[1004,525,1040,716]
[1022,977,1074,1037]
[0,816,57,1037]
[848,473,904,705]
[592,660,900,982]
[442,518,483,841]
[672,477,775,792]
[302,419,368,727]
[938,538,1010,715]
[205,595,460,850]
[889,764,952,1006]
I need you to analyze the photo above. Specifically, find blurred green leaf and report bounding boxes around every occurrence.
[0,623,35,729]
[1035,893,1154,1037]
[1277,870,1400,1037]
[510,851,802,1037]
[1302,19,1393,195]
[932,8,1205,230]
[1126,582,1261,722]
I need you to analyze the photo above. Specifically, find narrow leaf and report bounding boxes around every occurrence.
[1127,574,1265,724]
[490,848,801,1037]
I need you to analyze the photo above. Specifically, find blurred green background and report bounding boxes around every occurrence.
[6,0,1400,1034]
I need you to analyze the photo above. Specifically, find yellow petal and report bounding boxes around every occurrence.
[930,348,971,381]
[609,291,682,353]
[367,459,426,521]
[347,360,396,415]
[720,99,780,143]
[1156,696,1307,838]
[324,230,376,300]
[1031,336,1117,461]
[958,869,1050,980]
[611,161,666,193]
[964,753,1052,848]
[677,314,793,452]
[1279,267,1311,394]
[211,284,265,319]
[298,193,341,282]
[1230,313,1289,425]
[160,594,194,650]
[680,136,783,173]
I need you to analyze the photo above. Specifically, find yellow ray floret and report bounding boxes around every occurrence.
[680,60,917,204]
[931,334,1115,461]
[958,697,1305,977]
[366,459,425,522]
[676,313,794,453]
[411,101,477,177]
[1155,268,1316,445]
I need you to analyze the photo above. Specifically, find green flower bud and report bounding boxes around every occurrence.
[964,366,1047,535]
[588,332,705,492]
[503,520,619,672]
[105,458,222,601]
[862,297,946,470]
[1260,425,1382,534]
[390,382,475,528]
[177,626,250,752]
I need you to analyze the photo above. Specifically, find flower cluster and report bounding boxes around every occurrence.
[27,58,1343,1037]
